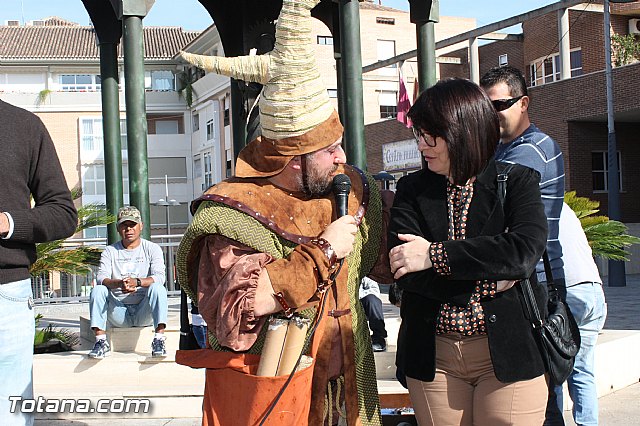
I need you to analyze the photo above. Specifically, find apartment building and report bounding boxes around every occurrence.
[0,16,199,237]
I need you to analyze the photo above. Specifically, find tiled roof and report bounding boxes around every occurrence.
[41,16,80,26]
[0,20,200,60]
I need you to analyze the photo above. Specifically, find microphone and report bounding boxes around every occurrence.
[332,174,351,218]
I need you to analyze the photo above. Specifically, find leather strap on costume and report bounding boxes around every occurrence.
[327,309,351,318]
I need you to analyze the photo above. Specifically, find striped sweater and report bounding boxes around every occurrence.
[494,124,565,283]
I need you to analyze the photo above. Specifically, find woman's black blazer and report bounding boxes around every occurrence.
[388,160,549,383]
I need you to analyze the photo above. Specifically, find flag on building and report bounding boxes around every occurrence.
[396,74,412,128]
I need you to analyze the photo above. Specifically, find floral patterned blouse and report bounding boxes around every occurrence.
[429,179,497,335]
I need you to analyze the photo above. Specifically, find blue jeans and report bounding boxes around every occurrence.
[0,278,35,426]
[90,283,168,330]
[192,325,208,349]
[554,282,607,426]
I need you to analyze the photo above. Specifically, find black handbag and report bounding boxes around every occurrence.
[179,288,201,350]
[497,165,580,385]
[520,256,580,385]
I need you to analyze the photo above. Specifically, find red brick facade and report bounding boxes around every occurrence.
[523,9,630,79]
[365,119,413,174]
[365,6,640,221]
[527,62,640,222]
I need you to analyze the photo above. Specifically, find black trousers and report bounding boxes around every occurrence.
[360,294,387,344]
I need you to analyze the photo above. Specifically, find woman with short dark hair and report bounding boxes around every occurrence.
[389,78,549,425]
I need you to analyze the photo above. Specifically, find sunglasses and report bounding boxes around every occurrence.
[491,95,524,112]
[412,127,437,147]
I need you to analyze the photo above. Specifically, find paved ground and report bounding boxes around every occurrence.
[33,275,640,425]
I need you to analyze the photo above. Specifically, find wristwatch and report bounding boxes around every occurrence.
[136,278,142,287]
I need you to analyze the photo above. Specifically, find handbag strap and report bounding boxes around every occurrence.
[542,251,554,286]
[497,163,555,288]
[496,163,546,330]
[519,278,544,329]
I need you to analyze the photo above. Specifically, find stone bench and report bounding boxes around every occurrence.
[79,315,180,354]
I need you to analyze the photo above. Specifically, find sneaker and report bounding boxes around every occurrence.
[372,342,387,352]
[88,339,111,359]
[151,337,167,357]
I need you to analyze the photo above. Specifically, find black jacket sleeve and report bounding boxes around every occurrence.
[443,166,547,281]
[388,165,547,305]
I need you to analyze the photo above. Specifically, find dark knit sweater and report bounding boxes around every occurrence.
[0,100,77,284]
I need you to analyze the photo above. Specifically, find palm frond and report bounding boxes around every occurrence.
[565,192,640,261]
[31,188,115,277]
[564,191,599,219]
[30,247,102,277]
[77,203,116,233]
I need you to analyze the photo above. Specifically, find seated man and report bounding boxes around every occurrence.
[88,206,168,358]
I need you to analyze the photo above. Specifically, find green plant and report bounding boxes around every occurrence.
[29,187,116,277]
[611,33,640,67]
[36,89,52,106]
[565,191,640,261]
[178,69,197,108]
[34,313,79,348]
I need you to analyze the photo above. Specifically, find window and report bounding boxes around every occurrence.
[206,119,215,140]
[60,74,100,91]
[499,54,508,66]
[327,89,338,98]
[530,49,582,86]
[192,113,200,131]
[376,17,395,25]
[81,118,127,152]
[82,164,129,197]
[379,90,398,119]
[155,120,179,135]
[203,152,213,189]
[193,157,202,178]
[570,50,583,77]
[223,97,230,127]
[148,157,187,181]
[82,164,105,196]
[81,119,103,152]
[80,161,129,237]
[144,70,174,91]
[317,36,333,45]
[592,151,622,192]
[119,119,128,150]
[226,145,233,178]
[84,225,107,239]
[377,40,397,75]
[150,203,189,229]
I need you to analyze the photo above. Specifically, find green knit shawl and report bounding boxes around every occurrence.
[175,172,383,425]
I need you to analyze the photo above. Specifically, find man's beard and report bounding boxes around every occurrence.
[296,158,338,197]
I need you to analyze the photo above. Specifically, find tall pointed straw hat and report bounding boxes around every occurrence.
[181,0,343,177]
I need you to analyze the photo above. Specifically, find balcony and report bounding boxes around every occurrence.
[0,90,188,112]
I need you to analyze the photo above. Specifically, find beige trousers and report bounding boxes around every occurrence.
[406,334,547,426]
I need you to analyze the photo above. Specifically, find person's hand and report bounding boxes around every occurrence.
[0,212,9,236]
[496,280,517,292]
[121,277,137,293]
[319,215,358,259]
[389,234,432,280]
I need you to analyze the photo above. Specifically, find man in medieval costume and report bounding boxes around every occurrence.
[175,0,385,424]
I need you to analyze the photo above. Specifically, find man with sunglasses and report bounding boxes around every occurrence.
[481,66,567,426]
